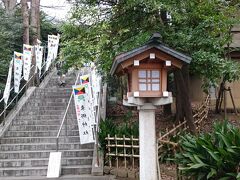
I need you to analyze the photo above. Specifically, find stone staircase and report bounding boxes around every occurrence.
[0,71,99,178]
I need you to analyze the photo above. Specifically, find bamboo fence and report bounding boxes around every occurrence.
[105,95,210,170]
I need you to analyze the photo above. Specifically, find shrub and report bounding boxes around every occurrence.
[174,121,240,180]
[98,115,139,152]
[98,118,116,152]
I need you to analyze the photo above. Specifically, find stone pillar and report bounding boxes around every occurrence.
[138,103,157,180]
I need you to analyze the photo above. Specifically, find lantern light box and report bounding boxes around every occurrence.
[110,33,191,100]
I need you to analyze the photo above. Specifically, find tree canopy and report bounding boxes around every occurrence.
[61,0,240,89]
[0,3,59,91]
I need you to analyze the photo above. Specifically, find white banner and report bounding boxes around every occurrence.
[53,34,60,59]
[14,52,23,93]
[45,35,60,72]
[23,44,33,81]
[3,59,13,104]
[35,45,43,76]
[73,84,95,144]
[91,69,101,106]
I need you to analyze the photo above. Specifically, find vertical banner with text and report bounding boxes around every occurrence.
[3,59,13,104]
[45,35,60,71]
[73,84,95,144]
[91,69,101,107]
[23,44,33,81]
[35,45,43,76]
[14,52,23,93]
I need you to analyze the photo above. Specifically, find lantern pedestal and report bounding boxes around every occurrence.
[138,103,157,180]
[123,96,172,180]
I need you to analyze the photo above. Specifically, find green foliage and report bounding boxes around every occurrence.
[0,7,59,92]
[40,12,59,44]
[0,7,23,90]
[98,118,117,151]
[191,51,240,90]
[174,121,240,179]
[159,130,186,163]
[98,114,139,152]
[61,0,240,90]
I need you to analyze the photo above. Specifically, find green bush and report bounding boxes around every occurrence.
[98,118,116,152]
[174,121,240,180]
[98,116,139,153]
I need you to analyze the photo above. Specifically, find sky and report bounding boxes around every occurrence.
[40,0,72,20]
[15,0,72,20]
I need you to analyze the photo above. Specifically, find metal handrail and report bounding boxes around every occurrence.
[0,64,36,122]
[56,71,81,151]
[0,53,56,126]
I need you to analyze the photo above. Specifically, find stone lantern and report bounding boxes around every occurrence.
[110,33,191,180]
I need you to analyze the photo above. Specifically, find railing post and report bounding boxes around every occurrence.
[15,94,19,109]
[65,113,67,136]
[3,102,7,126]
[56,138,59,152]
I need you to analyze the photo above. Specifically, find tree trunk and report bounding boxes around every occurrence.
[2,0,17,15]
[36,0,40,39]
[163,73,172,115]
[174,70,184,122]
[21,0,29,44]
[30,0,41,86]
[31,0,41,44]
[174,66,196,134]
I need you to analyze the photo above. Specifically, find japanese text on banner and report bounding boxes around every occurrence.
[23,44,33,81]
[73,84,95,144]
[14,52,23,93]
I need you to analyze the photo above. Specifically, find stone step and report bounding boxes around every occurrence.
[10,118,77,125]
[0,136,80,144]
[0,175,114,180]
[12,120,64,126]
[47,79,76,84]
[46,82,76,87]
[46,85,74,89]
[25,102,69,106]
[36,88,72,92]
[19,108,76,114]
[27,106,70,111]
[0,142,93,151]
[19,110,66,116]
[0,149,93,159]
[0,165,92,176]
[62,165,92,175]
[9,125,78,131]
[29,98,70,103]
[5,130,79,137]
[33,88,72,94]
[15,115,77,121]
[32,95,71,99]
[0,157,92,168]
[34,92,73,96]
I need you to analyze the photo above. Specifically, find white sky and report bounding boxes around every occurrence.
[16,0,72,20]
[40,0,72,20]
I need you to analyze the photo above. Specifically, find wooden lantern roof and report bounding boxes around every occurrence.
[110,33,192,75]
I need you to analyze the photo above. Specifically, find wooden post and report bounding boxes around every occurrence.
[224,87,227,119]
[123,135,126,168]
[131,135,135,169]
[107,134,112,168]
[228,87,238,115]
[115,135,118,168]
